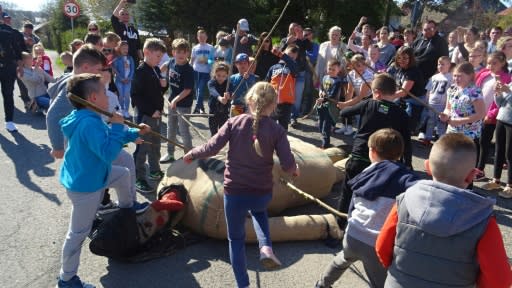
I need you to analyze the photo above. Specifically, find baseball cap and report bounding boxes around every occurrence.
[238,19,249,32]
[235,53,249,63]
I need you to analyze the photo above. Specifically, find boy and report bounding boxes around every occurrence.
[376,133,512,288]
[336,73,411,227]
[316,60,342,147]
[419,56,452,144]
[265,45,298,130]
[60,51,73,73]
[228,53,257,117]
[190,29,214,114]
[57,74,149,288]
[315,128,418,288]
[159,38,194,164]
[131,38,168,193]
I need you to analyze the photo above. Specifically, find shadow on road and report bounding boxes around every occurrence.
[13,107,47,130]
[0,131,60,205]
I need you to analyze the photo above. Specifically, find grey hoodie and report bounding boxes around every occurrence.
[46,74,72,151]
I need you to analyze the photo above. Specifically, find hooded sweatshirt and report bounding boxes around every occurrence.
[59,109,139,192]
[378,180,499,288]
[346,160,418,246]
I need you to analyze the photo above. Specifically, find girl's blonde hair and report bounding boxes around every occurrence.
[32,43,44,57]
[245,82,277,157]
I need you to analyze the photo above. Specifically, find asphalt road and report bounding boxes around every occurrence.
[0,53,510,288]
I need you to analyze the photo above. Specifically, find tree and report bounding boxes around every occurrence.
[44,0,90,52]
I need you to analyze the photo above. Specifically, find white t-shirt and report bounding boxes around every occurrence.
[480,75,496,112]
[425,72,452,106]
[348,68,373,98]
[191,43,214,73]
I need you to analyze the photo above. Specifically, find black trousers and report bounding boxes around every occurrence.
[494,120,512,184]
[0,62,16,122]
[273,103,293,130]
[477,123,496,170]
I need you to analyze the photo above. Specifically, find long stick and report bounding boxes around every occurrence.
[279,178,348,219]
[170,113,214,117]
[226,23,241,92]
[69,94,186,150]
[231,0,291,96]
[169,106,209,142]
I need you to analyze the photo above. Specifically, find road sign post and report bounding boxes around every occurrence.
[63,0,80,38]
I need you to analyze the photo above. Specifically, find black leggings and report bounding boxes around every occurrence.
[494,120,512,184]
[477,123,496,171]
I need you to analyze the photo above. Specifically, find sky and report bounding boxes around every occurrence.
[2,0,46,12]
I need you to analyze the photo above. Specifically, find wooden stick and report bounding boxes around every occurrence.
[279,178,348,219]
[173,109,209,142]
[169,113,214,117]
[69,94,186,150]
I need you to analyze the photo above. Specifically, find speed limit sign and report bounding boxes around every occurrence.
[63,1,80,18]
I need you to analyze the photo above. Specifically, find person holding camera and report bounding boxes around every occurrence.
[112,0,142,64]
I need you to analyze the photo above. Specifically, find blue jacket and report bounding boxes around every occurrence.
[228,73,257,106]
[112,55,135,82]
[59,109,139,192]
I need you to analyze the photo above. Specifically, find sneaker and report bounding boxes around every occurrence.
[5,121,17,132]
[135,180,153,194]
[97,201,119,215]
[499,186,512,198]
[132,201,150,214]
[290,119,299,128]
[344,125,353,135]
[474,170,486,181]
[160,154,175,164]
[56,275,95,288]
[481,180,501,191]
[148,170,164,181]
[259,246,282,270]
[417,132,426,140]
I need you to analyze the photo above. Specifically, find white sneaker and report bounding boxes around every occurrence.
[418,132,426,140]
[259,246,282,270]
[344,125,353,135]
[5,122,17,132]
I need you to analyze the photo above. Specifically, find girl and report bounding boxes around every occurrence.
[468,47,486,73]
[475,52,511,180]
[451,26,479,64]
[393,46,426,135]
[207,62,230,135]
[19,52,54,112]
[214,31,233,65]
[439,62,485,143]
[376,26,396,65]
[183,82,299,288]
[487,79,512,198]
[254,32,279,80]
[32,43,53,77]
[112,41,135,119]
[336,54,373,135]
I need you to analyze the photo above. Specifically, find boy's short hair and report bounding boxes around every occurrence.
[438,56,450,63]
[60,51,72,61]
[143,38,167,53]
[372,73,396,96]
[368,128,404,161]
[104,32,121,45]
[429,133,476,184]
[327,59,341,67]
[83,33,102,46]
[21,51,31,60]
[67,73,103,109]
[73,44,107,70]
[119,40,129,47]
[284,44,299,54]
[171,38,190,52]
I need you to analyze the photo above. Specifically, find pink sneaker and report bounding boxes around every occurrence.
[259,246,282,270]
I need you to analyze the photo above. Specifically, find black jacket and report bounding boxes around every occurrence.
[413,33,448,80]
[131,62,167,117]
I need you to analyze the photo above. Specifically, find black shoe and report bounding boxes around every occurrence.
[135,180,153,194]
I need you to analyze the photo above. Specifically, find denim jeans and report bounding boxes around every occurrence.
[194,71,210,112]
[404,96,425,135]
[35,93,51,110]
[224,192,273,288]
[115,81,132,113]
[292,71,306,119]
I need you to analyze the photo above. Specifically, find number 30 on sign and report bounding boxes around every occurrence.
[63,1,80,18]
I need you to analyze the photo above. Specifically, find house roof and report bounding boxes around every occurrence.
[498,7,512,16]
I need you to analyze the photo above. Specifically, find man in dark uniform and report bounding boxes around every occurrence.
[412,20,449,81]
[0,17,26,132]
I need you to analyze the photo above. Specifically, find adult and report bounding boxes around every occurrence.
[447,31,458,60]
[488,26,503,54]
[224,18,258,57]
[316,26,347,88]
[3,15,11,26]
[279,22,312,125]
[412,20,449,81]
[451,26,479,64]
[254,32,279,80]
[497,36,512,72]
[303,27,320,115]
[87,21,101,35]
[348,32,371,59]
[0,16,26,132]
[376,26,396,65]
[112,0,142,63]
[18,22,40,106]
[403,28,415,48]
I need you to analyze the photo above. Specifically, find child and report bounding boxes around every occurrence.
[19,52,53,112]
[183,82,299,288]
[336,54,374,135]
[316,60,342,148]
[113,41,135,119]
[131,38,168,193]
[207,61,230,136]
[482,77,512,197]
[228,53,257,117]
[160,38,194,164]
[191,29,215,114]
[422,56,452,144]
[265,45,299,130]
[32,43,53,77]
[315,128,418,288]
[60,51,73,73]
[367,44,386,73]
[468,47,486,73]
[439,62,485,142]
[376,133,512,288]
[335,73,411,227]
[56,73,149,288]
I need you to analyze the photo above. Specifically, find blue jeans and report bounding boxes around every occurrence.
[35,93,50,109]
[194,71,209,112]
[404,96,425,135]
[224,193,273,288]
[292,71,306,119]
[115,80,132,113]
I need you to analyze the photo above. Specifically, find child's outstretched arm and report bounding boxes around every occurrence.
[476,216,512,288]
[183,120,231,163]
[375,203,398,268]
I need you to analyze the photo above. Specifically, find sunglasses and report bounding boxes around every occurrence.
[89,28,98,32]
[102,48,113,55]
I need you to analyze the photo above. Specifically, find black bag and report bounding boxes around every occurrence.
[89,208,140,259]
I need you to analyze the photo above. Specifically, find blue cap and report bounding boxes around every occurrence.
[235,53,249,63]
